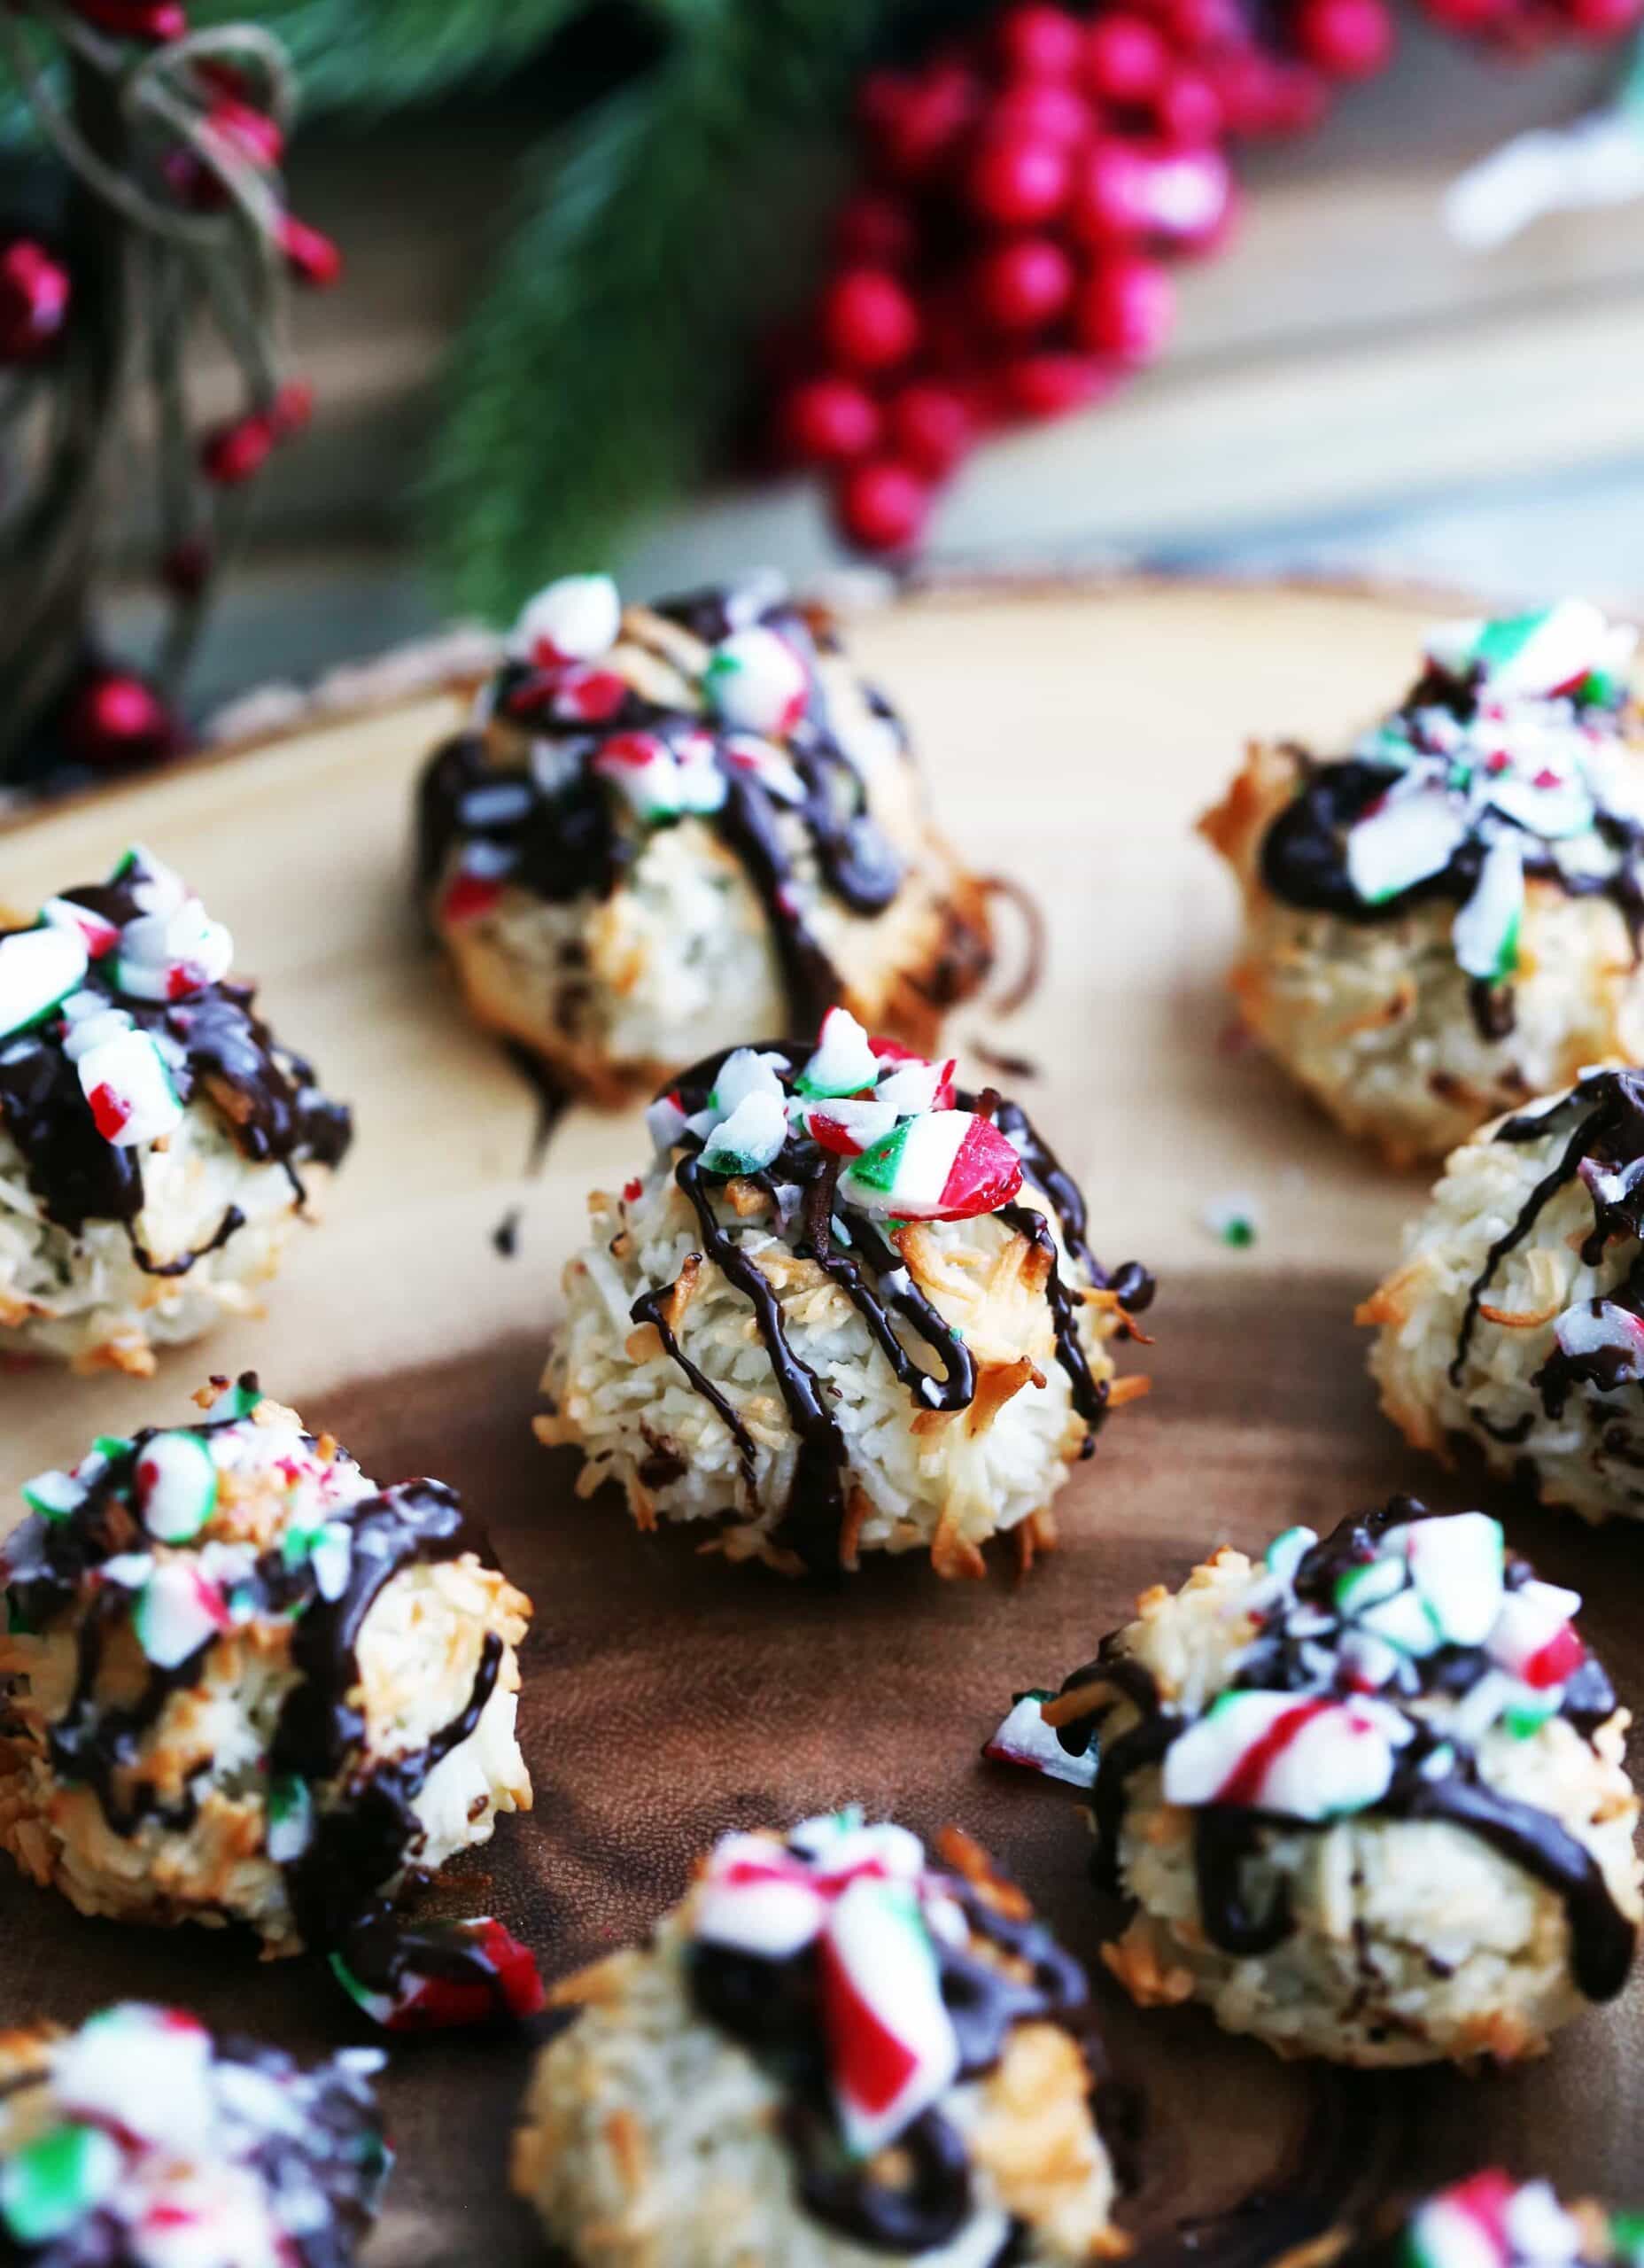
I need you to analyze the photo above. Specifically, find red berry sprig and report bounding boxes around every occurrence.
[0,241,70,365]
[772,0,1402,552]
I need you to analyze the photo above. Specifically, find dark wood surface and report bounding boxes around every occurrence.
[4,1280,1642,2264]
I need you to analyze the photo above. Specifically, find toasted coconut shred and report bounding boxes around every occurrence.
[539,1013,1153,1574]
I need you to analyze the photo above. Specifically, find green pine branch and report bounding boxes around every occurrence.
[189,0,588,115]
[423,0,895,620]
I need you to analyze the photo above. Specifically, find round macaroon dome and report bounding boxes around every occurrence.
[1349,2171,1638,2268]
[514,1806,1124,2268]
[1362,1067,1644,1524]
[417,571,994,1106]
[0,2003,389,2266]
[1200,600,1644,1163]
[0,1377,532,1977]
[0,843,351,1373]
[538,1008,1154,1577]
[1042,1500,1640,2066]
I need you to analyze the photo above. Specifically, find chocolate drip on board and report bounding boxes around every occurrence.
[1051,1503,1634,2006]
[689,1864,1089,2255]
[632,1044,1151,1572]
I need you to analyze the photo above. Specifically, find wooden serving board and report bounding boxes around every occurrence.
[4,579,1642,2266]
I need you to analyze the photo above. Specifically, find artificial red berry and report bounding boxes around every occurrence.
[996,351,1114,419]
[975,235,1075,330]
[780,375,882,464]
[821,267,921,373]
[989,79,1096,145]
[0,241,69,364]
[68,0,185,35]
[1295,0,1394,76]
[201,411,275,485]
[275,215,343,287]
[1073,253,1175,361]
[1413,0,1511,27]
[1215,51,1330,134]
[885,383,974,478]
[1152,67,1223,144]
[995,4,1085,79]
[833,190,919,267]
[836,458,933,552]
[858,62,980,183]
[1083,15,1171,105]
[64,671,178,770]
[1159,0,1247,47]
[1066,141,1153,245]
[1567,0,1644,34]
[965,133,1071,228]
[206,97,283,170]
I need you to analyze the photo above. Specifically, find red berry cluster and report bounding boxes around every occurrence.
[1412,0,1640,47]
[773,0,1396,552]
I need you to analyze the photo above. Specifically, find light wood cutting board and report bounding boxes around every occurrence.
[2,579,1640,2267]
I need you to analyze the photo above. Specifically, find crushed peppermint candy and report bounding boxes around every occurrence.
[328,1917,544,2032]
[509,572,621,667]
[1402,2172,1588,2268]
[1322,602,1642,977]
[0,2003,390,2264]
[702,624,811,738]
[984,1690,1098,1786]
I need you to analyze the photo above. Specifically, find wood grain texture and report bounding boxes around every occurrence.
[2,580,1642,2263]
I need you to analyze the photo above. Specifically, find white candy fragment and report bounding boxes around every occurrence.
[0,925,88,1039]
[700,1091,787,1177]
[75,1026,182,1146]
[984,1692,1097,1787]
[1452,834,1524,983]
[703,625,810,737]
[1345,778,1467,904]
[511,573,622,665]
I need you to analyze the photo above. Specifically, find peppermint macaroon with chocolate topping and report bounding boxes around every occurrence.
[1362,1066,1644,1522]
[1316,2170,1644,2268]
[1201,602,1644,1162]
[514,1808,1125,2268]
[0,1378,534,2011]
[417,572,992,1106]
[1042,1502,1640,2064]
[0,2002,389,2266]
[0,845,351,1372]
[537,1010,1152,1576]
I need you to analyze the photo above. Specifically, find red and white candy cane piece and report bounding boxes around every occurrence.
[114,897,234,1003]
[1553,1297,1644,1387]
[53,2005,214,2154]
[1163,1691,1410,1821]
[805,1095,898,1157]
[838,1110,1022,1222]
[510,573,622,667]
[1487,1579,1585,1690]
[76,1027,183,1146]
[41,897,119,959]
[330,1918,544,2031]
[695,1837,830,1961]
[704,625,811,739]
[872,1053,956,1118]
[817,1876,958,2160]
[132,1561,230,1670]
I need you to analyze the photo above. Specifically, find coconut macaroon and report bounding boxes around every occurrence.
[1361,1068,1644,1522]
[1039,1501,1640,2065]
[416,572,993,1105]
[0,844,351,1373]
[514,1807,1124,2268]
[0,1377,532,1999]
[1314,2171,1640,2268]
[0,2002,389,2264]
[1200,601,1644,1164]
[538,1010,1153,1576]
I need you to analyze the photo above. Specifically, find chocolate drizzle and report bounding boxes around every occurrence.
[689,1862,1089,2255]
[1,1390,508,1983]
[1452,1069,1644,1418]
[417,586,981,1041]
[0,863,349,1265]
[1052,1502,1635,2008]
[1256,659,1644,1037]
[634,1045,1151,1572]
